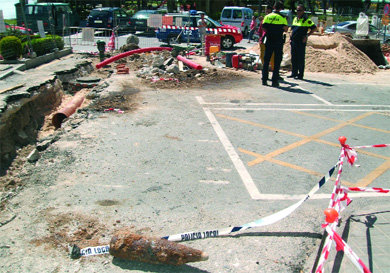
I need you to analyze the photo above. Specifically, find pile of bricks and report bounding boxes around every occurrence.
[116,64,129,74]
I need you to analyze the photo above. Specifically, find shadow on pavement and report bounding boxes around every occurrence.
[277,81,313,94]
[297,78,334,87]
[331,210,390,273]
[112,257,210,272]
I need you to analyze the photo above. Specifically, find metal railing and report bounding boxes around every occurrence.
[64,27,119,53]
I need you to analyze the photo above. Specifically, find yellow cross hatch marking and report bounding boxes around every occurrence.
[216,111,389,186]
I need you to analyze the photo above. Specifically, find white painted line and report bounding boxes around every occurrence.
[197,139,219,143]
[199,180,230,185]
[196,96,206,104]
[251,192,390,200]
[310,93,333,105]
[198,101,389,107]
[210,107,390,112]
[196,96,262,199]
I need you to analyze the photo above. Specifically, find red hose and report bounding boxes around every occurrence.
[96,47,173,69]
[176,55,203,70]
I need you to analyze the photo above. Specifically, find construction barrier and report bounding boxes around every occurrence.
[205,34,220,56]
[64,27,118,53]
[315,138,389,273]
[73,136,389,273]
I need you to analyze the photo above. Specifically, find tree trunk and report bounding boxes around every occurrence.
[167,0,176,12]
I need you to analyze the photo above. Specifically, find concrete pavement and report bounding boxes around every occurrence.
[0,47,389,272]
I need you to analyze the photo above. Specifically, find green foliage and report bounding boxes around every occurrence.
[49,35,65,50]
[4,19,17,25]
[0,36,22,60]
[28,35,65,56]
[0,28,25,41]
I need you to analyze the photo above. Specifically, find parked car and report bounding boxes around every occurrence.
[15,2,79,34]
[156,12,243,49]
[280,9,293,26]
[129,9,167,33]
[86,7,131,31]
[220,6,253,37]
[325,21,390,43]
[5,23,32,34]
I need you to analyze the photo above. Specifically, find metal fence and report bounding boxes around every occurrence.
[64,27,119,53]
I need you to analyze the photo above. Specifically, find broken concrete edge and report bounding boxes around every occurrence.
[0,47,73,72]
[0,60,94,175]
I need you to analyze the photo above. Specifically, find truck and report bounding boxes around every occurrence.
[15,2,79,34]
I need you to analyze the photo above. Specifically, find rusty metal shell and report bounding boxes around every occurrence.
[109,230,208,265]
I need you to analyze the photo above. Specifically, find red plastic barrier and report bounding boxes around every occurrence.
[176,55,203,70]
[232,55,242,69]
[96,47,173,69]
[205,35,221,56]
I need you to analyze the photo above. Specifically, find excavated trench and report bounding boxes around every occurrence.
[0,62,95,175]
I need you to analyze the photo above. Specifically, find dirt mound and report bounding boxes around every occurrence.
[240,33,378,74]
[304,33,378,73]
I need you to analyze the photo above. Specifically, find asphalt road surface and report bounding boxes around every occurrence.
[0,54,389,272]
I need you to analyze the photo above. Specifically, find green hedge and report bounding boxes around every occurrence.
[22,35,64,57]
[0,36,22,60]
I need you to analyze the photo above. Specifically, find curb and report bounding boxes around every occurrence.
[0,48,73,80]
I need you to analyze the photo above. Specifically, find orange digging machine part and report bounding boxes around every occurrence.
[109,230,209,265]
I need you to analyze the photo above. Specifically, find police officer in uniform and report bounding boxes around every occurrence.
[288,4,317,80]
[261,1,288,87]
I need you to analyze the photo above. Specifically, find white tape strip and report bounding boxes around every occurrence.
[80,245,110,256]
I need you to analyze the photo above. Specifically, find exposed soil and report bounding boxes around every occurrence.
[239,32,379,74]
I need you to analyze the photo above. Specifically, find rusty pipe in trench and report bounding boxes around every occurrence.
[52,95,84,129]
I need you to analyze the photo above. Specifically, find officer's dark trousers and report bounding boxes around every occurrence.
[291,41,306,78]
[262,40,283,83]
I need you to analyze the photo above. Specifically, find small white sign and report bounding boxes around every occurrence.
[326,17,333,28]
[0,10,6,33]
[147,14,162,28]
[37,20,46,37]
[311,17,318,26]
[82,27,95,42]
[175,17,183,27]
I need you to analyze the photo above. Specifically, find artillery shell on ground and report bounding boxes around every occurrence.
[109,230,209,265]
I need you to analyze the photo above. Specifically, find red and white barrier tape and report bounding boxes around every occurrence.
[325,226,371,273]
[342,186,390,193]
[316,151,345,273]
[351,144,390,149]
[316,137,389,273]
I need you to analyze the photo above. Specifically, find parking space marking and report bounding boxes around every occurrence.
[355,160,390,187]
[310,93,333,105]
[197,96,390,199]
[198,102,262,199]
[218,112,374,167]
[219,112,390,187]
[212,108,390,112]
[239,147,325,177]
[293,111,390,134]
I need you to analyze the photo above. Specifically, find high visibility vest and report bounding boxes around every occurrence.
[292,17,315,27]
[263,13,288,25]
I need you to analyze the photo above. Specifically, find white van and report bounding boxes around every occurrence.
[220,6,253,37]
